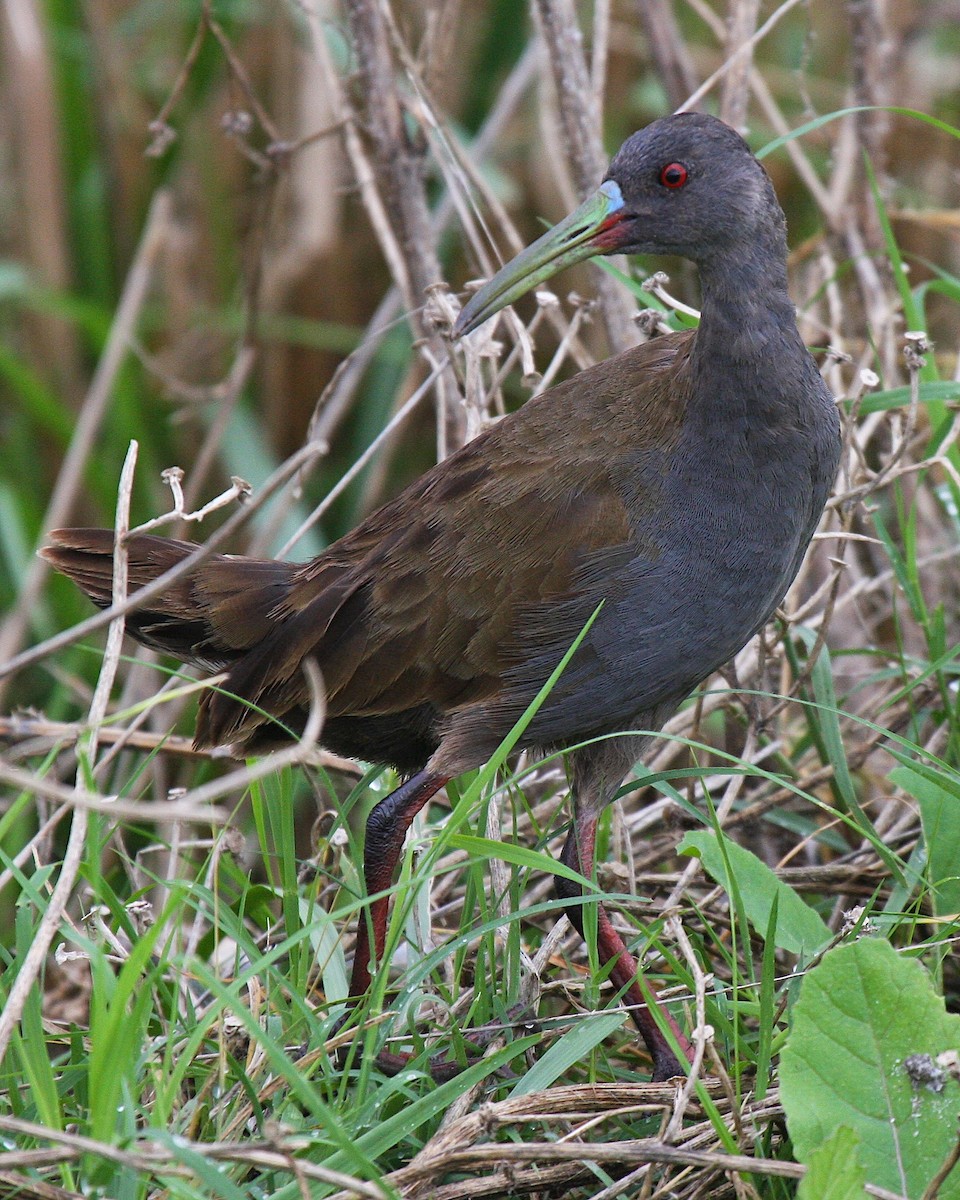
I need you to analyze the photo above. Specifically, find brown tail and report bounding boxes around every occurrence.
[41,528,299,745]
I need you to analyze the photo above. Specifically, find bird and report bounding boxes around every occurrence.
[42,112,840,1082]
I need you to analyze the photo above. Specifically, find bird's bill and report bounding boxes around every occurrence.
[453,179,628,337]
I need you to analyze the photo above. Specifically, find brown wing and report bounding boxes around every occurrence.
[206,332,692,749]
[44,333,692,759]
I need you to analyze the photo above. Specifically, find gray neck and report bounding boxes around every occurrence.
[683,230,820,440]
[692,228,804,377]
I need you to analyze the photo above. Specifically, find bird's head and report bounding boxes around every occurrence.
[454,112,783,337]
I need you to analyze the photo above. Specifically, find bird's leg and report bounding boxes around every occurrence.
[341,769,531,1080]
[336,771,450,1072]
[556,818,693,1082]
[348,770,451,998]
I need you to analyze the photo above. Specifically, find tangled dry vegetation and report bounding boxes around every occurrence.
[1,2,959,1198]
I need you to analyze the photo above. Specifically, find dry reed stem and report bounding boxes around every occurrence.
[719,0,760,129]
[679,0,807,115]
[1,0,82,396]
[343,0,462,450]
[0,1115,391,1198]
[637,0,699,111]
[533,0,637,352]
[317,1080,912,1198]
[291,38,538,505]
[0,715,359,773]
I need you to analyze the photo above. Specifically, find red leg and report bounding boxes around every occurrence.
[348,770,450,998]
[557,817,694,1081]
[342,769,535,1079]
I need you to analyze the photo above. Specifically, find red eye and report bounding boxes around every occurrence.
[659,162,688,189]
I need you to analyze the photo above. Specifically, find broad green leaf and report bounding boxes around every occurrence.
[781,938,960,1199]
[797,1127,869,1200]
[678,830,831,956]
[890,764,960,918]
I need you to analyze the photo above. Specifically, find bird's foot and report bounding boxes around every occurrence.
[649,1044,687,1082]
